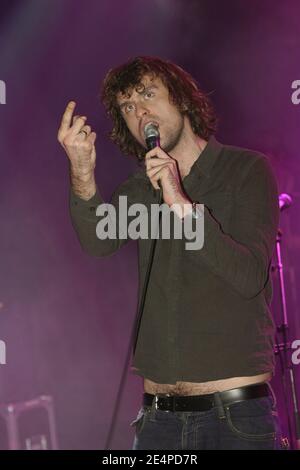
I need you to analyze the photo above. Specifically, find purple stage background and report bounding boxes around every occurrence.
[0,0,299,449]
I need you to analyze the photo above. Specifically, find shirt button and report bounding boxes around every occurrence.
[89,206,96,211]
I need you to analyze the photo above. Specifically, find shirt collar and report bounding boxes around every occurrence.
[138,135,222,181]
[191,135,223,179]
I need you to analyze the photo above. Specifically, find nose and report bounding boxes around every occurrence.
[135,102,149,120]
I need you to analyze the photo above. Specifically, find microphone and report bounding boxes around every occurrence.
[144,122,162,191]
[279,193,292,211]
[144,122,160,150]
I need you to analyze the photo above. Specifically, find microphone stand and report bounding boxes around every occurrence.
[273,195,300,449]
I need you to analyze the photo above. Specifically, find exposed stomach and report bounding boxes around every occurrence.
[144,372,272,396]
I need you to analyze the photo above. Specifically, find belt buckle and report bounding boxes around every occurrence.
[154,393,172,412]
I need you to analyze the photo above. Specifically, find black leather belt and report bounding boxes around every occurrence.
[143,383,270,412]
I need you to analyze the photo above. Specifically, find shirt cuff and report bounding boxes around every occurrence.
[69,186,104,215]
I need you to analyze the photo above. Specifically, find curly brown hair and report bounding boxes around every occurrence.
[100,56,217,162]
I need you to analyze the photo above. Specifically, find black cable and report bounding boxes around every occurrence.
[132,188,163,355]
[104,129,162,449]
[103,187,163,450]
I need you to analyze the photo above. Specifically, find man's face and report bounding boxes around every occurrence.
[116,74,185,153]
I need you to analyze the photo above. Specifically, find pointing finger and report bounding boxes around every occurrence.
[60,101,76,134]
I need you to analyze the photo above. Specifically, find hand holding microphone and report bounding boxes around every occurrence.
[143,122,189,209]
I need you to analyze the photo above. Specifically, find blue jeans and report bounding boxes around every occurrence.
[130,387,287,450]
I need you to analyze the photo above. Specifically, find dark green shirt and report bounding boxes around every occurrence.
[69,136,279,384]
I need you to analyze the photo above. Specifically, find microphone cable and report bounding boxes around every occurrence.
[104,126,162,450]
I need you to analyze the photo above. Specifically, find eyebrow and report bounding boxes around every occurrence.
[119,85,158,110]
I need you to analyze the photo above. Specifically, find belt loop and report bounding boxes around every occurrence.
[150,394,157,415]
[266,382,277,408]
[214,392,226,419]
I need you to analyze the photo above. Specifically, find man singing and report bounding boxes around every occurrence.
[58,56,284,450]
